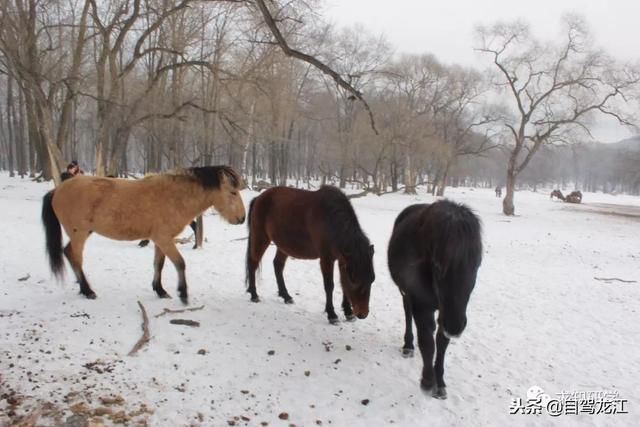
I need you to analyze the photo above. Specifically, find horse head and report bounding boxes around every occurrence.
[193,166,246,224]
[437,267,479,339]
[339,242,375,319]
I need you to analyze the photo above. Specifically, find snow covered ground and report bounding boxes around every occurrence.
[1,173,638,426]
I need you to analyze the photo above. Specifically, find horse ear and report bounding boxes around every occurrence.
[369,244,374,256]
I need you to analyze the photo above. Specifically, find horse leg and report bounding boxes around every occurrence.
[273,249,293,304]
[412,304,436,393]
[433,315,450,400]
[342,293,355,321]
[155,240,188,304]
[247,232,270,303]
[402,294,415,357]
[152,244,170,298]
[320,257,339,324]
[63,236,95,299]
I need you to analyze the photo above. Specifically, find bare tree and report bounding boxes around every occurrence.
[476,16,639,215]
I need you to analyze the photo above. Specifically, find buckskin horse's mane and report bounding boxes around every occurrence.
[148,166,242,190]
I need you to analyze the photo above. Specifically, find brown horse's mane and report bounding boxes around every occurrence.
[318,186,371,262]
[148,166,241,189]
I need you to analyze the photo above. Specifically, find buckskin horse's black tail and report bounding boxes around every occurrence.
[245,197,258,288]
[42,190,65,279]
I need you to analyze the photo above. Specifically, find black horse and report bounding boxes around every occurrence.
[388,200,482,399]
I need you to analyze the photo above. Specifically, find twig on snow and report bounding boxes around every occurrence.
[594,277,637,284]
[154,304,205,318]
[128,301,150,356]
[169,319,200,327]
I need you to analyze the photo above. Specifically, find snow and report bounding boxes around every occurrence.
[1,173,639,426]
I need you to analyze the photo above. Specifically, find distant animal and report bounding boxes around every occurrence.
[42,166,245,304]
[566,190,582,203]
[245,186,375,324]
[388,200,482,399]
[495,186,502,197]
[550,189,582,203]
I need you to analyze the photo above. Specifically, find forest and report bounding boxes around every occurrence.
[1,0,639,214]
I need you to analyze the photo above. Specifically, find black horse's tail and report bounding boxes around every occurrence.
[245,197,258,288]
[427,200,482,279]
[42,190,65,279]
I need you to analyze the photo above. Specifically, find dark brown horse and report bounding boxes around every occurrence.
[551,189,582,203]
[566,190,582,203]
[42,166,245,304]
[245,186,375,324]
[388,200,482,399]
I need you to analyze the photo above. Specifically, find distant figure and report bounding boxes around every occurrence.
[60,160,83,182]
[495,186,502,197]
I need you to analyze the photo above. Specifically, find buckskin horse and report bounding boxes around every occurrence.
[41,166,245,304]
[245,186,375,324]
[388,200,482,399]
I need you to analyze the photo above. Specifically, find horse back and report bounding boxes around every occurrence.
[52,176,188,240]
[388,201,482,292]
[388,204,430,286]
[249,187,321,258]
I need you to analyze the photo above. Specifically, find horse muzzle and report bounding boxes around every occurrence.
[356,312,369,320]
[236,216,245,224]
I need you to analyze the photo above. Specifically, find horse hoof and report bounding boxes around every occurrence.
[180,295,188,305]
[328,317,340,325]
[432,386,448,400]
[158,293,171,299]
[420,378,434,392]
[251,296,260,303]
[84,292,97,300]
[401,348,414,358]
[345,314,356,322]
[284,298,294,304]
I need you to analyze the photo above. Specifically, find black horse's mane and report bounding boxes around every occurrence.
[186,166,241,189]
[318,185,371,259]
[422,200,482,278]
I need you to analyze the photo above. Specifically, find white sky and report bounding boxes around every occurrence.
[323,0,640,142]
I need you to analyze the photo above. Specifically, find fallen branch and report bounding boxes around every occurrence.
[154,304,205,318]
[230,236,249,242]
[169,319,200,327]
[18,273,31,282]
[128,301,150,356]
[594,277,637,283]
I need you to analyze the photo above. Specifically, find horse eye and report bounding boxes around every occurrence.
[231,191,238,196]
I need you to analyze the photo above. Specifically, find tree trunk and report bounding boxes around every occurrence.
[503,163,517,216]
[15,84,26,177]
[6,75,15,177]
[436,160,452,197]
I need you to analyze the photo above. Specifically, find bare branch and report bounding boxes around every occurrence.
[253,0,379,134]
